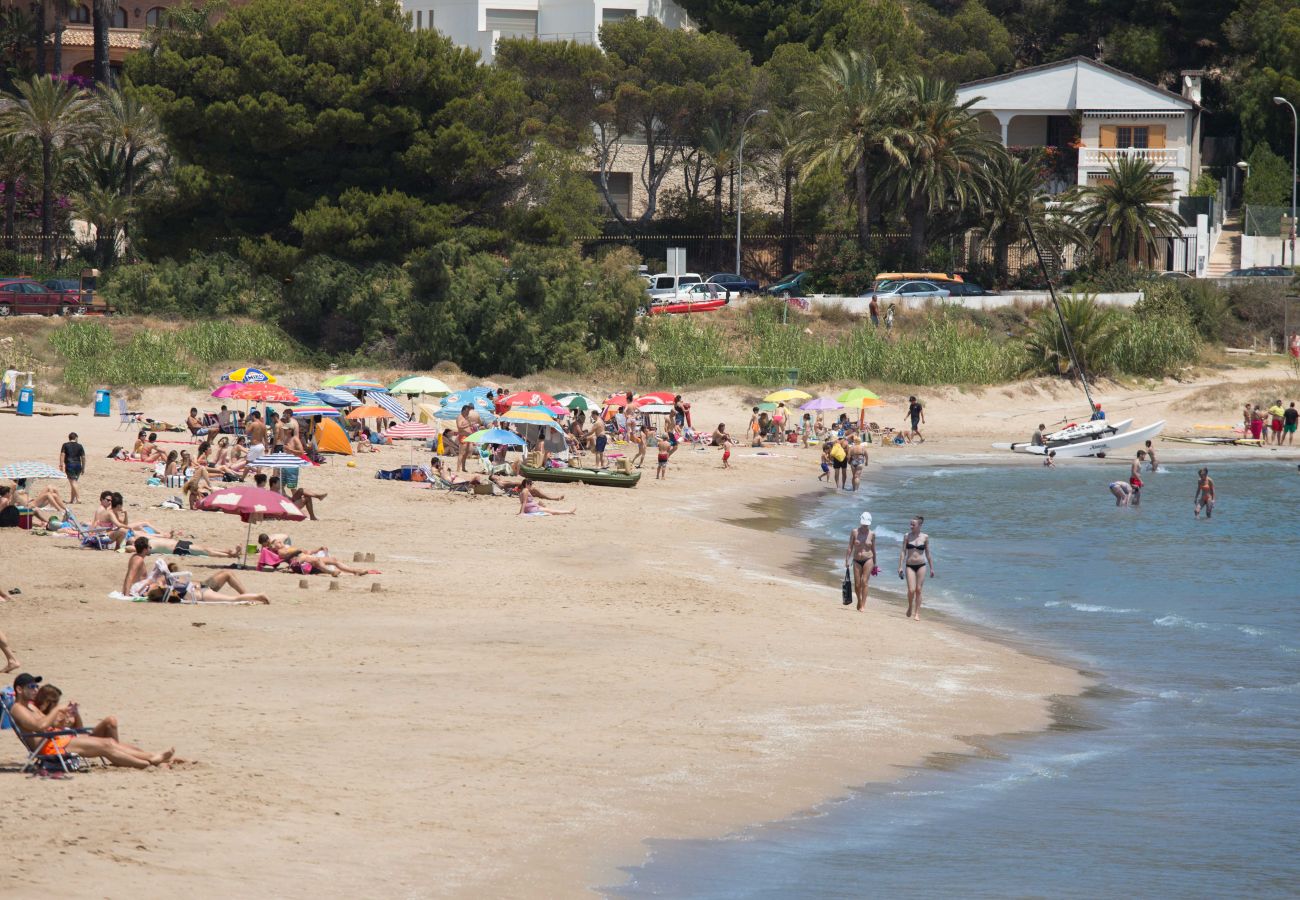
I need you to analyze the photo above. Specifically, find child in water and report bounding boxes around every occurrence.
[818,443,831,482]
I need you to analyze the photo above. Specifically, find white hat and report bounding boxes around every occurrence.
[860,511,872,527]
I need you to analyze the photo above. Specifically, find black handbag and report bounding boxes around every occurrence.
[841,566,853,605]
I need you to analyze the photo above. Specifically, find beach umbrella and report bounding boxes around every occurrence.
[603,393,636,409]
[0,462,65,481]
[764,388,812,403]
[500,390,559,409]
[435,388,497,422]
[388,375,451,396]
[317,388,363,407]
[801,396,844,411]
[836,388,884,407]
[636,403,673,414]
[385,422,436,440]
[365,391,410,423]
[284,388,325,405]
[345,406,391,421]
[289,404,340,418]
[756,401,777,412]
[555,393,600,411]
[466,428,527,448]
[321,374,361,388]
[632,395,675,409]
[335,379,388,392]
[211,383,243,400]
[233,384,299,403]
[248,453,309,469]
[221,367,276,384]
[198,486,307,569]
[637,391,677,404]
[498,407,556,426]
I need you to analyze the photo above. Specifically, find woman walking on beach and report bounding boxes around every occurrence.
[898,516,935,620]
[845,512,877,611]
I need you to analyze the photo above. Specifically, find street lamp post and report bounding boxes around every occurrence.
[1272,96,1297,265]
[735,108,769,277]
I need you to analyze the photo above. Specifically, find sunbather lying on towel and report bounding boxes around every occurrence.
[10,673,177,769]
[428,457,481,487]
[148,564,270,604]
[518,479,575,516]
[488,473,564,499]
[255,535,375,577]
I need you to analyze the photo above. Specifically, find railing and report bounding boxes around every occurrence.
[1078,147,1185,168]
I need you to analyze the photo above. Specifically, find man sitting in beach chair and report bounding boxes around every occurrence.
[5,673,176,770]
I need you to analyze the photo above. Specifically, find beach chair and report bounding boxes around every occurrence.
[117,398,143,430]
[63,511,114,550]
[431,474,475,494]
[0,689,95,774]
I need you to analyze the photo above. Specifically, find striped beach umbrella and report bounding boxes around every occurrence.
[335,379,387,392]
[365,391,410,422]
[321,374,361,388]
[555,393,600,411]
[248,453,309,469]
[317,388,362,407]
[498,407,556,426]
[385,421,436,440]
[289,404,341,418]
[0,462,66,481]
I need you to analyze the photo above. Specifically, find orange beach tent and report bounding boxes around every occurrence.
[315,417,353,455]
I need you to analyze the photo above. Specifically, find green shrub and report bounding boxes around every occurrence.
[101,253,279,317]
[1107,314,1200,376]
[808,238,877,295]
[1021,294,1122,377]
[1133,280,1190,321]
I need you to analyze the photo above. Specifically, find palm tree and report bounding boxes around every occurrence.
[762,111,808,275]
[0,75,94,262]
[795,51,902,254]
[51,0,81,76]
[91,0,119,85]
[95,86,166,198]
[1022,294,1122,378]
[75,181,131,266]
[886,76,1000,266]
[981,150,1087,286]
[1068,155,1185,267]
[0,133,34,250]
[33,0,48,76]
[698,118,734,270]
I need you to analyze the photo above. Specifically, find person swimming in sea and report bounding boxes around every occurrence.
[844,512,877,611]
[1194,467,1215,519]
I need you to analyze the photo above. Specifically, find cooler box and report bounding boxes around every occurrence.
[94,389,111,416]
[16,508,33,530]
[16,386,34,417]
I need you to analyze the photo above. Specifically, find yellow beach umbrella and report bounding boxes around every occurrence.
[764,388,812,403]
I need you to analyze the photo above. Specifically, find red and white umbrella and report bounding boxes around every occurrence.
[500,391,559,409]
[636,391,677,405]
[198,486,306,568]
[385,421,436,440]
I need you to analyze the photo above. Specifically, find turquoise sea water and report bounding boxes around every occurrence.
[613,461,1300,898]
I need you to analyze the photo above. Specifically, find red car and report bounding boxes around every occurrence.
[0,278,88,317]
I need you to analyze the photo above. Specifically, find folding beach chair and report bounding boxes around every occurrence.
[63,511,114,550]
[1,689,95,774]
[117,398,143,430]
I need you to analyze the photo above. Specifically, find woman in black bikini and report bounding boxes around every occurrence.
[844,511,877,611]
[897,516,935,620]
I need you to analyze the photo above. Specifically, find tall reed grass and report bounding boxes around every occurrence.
[47,320,303,392]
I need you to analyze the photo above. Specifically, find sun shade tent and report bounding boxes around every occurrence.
[314,418,353,455]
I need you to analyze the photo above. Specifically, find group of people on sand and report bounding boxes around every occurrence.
[1243,400,1298,445]
[845,513,935,620]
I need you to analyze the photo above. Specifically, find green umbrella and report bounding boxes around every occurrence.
[836,388,884,407]
[321,373,362,388]
[555,392,600,411]
[389,375,451,396]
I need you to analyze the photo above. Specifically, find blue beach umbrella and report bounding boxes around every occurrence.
[465,428,527,448]
[318,388,363,407]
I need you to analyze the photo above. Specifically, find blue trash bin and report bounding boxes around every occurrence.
[17,386,34,417]
[94,389,111,417]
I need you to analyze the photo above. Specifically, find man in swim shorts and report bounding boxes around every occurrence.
[1129,450,1146,506]
[59,432,84,505]
[1284,402,1298,446]
[655,434,672,480]
[1268,399,1286,446]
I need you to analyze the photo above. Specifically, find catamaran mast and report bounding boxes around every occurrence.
[1024,216,1097,415]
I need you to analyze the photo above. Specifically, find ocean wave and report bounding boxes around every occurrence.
[1045,602,1140,614]
[1238,625,1268,637]
[1153,615,1211,630]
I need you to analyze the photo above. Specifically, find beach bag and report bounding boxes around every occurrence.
[841,567,853,605]
[830,443,846,462]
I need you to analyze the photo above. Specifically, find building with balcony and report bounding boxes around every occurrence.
[956,57,1203,200]
[403,0,689,63]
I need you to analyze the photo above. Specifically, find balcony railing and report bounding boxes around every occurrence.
[1079,147,1185,168]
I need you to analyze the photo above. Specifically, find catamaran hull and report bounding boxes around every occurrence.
[1012,420,1166,458]
[992,419,1133,453]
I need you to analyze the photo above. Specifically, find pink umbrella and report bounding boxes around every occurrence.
[500,390,559,409]
[211,383,243,399]
[198,486,307,568]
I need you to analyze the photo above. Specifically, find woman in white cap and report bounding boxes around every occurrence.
[844,511,877,611]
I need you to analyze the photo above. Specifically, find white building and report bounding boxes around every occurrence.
[956,56,1203,200]
[406,0,690,63]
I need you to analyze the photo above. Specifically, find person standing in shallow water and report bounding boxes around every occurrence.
[845,512,876,611]
[1194,467,1215,519]
[898,516,935,620]
[1129,450,1146,506]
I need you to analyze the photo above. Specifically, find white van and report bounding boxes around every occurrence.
[647,272,702,298]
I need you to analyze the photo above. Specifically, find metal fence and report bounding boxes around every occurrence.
[0,233,73,273]
[1244,205,1293,237]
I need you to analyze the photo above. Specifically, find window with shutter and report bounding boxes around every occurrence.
[1148,125,1166,148]
[1098,125,1117,148]
[485,9,538,37]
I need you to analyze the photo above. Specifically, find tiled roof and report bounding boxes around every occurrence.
[57,25,145,50]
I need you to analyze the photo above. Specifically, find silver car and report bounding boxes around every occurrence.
[863,280,951,300]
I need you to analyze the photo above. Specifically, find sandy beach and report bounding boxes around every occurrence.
[1,362,1293,897]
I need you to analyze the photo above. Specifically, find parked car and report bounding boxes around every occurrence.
[863,280,951,300]
[1224,266,1294,277]
[0,278,87,316]
[940,279,993,296]
[706,272,760,293]
[1156,271,1192,279]
[44,278,82,293]
[764,272,809,297]
[647,272,703,297]
[657,282,730,303]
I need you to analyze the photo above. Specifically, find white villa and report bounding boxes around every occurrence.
[403,0,690,63]
[956,56,1204,200]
